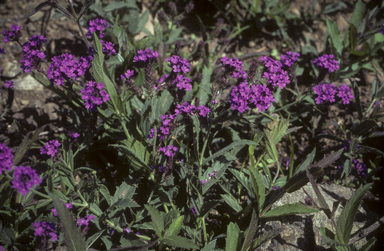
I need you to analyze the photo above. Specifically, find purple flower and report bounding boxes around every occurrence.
[166,55,190,74]
[33,221,59,242]
[80,81,110,111]
[12,165,42,196]
[380,24,384,34]
[2,24,22,43]
[121,69,134,80]
[133,48,159,63]
[173,75,192,91]
[159,145,178,157]
[124,227,131,234]
[337,84,354,104]
[20,34,47,73]
[219,57,247,81]
[272,186,280,190]
[0,143,13,175]
[77,214,95,227]
[86,19,110,38]
[191,206,196,215]
[47,53,91,86]
[40,140,61,158]
[0,46,5,54]
[313,83,337,104]
[100,39,116,55]
[0,245,5,251]
[151,165,165,173]
[174,102,196,115]
[51,202,73,216]
[230,82,251,113]
[352,159,368,177]
[68,130,80,139]
[280,51,300,67]
[4,80,13,89]
[260,56,290,89]
[313,54,339,73]
[196,105,210,117]
[148,114,177,140]
[249,84,275,112]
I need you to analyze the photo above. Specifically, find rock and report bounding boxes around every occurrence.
[41,102,59,121]
[27,22,37,34]
[20,99,29,105]
[13,75,44,91]
[28,11,45,22]
[258,183,378,250]
[249,41,256,48]
[2,59,22,78]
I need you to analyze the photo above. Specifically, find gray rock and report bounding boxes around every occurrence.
[41,102,59,121]
[27,22,37,34]
[258,183,378,250]
[2,59,22,78]
[13,75,44,91]
[28,11,45,22]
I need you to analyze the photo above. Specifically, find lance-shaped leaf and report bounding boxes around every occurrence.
[354,120,378,136]
[241,208,258,251]
[260,202,318,219]
[163,236,199,249]
[87,240,158,251]
[250,228,284,250]
[315,148,344,169]
[248,165,265,212]
[144,205,164,238]
[337,183,372,244]
[13,125,46,165]
[326,17,343,56]
[92,33,122,113]
[266,117,290,144]
[166,216,184,237]
[221,194,242,213]
[293,147,316,176]
[306,168,331,218]
[200,199,222,219]
[225,222,241,251]
[49,192,86,251]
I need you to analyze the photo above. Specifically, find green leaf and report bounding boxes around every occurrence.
[326,17,343,56]
[92,33,122,113]
[163,236,199,249]
[195,66,212,105]
[337,183,372,244]
[241,208,258,251]
[202,140,259,166]
[101,235,113,250]
[167,28,182,44]
[350,0,364,29]
[221,194,242,213]
[167,216,184,237]
[229,168,255,198]
[248,165,265,212]
[49,192,86,251]
[348,23,358,51]
[104,1,138,12]
[153,90,174,119]
[111,138,152,173]
[293,147,316,176]
[266,118,290,144]
[354,120,378,136]
[250,228,283,250]
[260,202,318,218]
[201,240,217,251]
[136,9,150,34]
[98,184,112,206]
[315,148,344,169]
[86,230,105,249]
[13,125,46,165]
[136,36,155,50]
[144,205,164,238]
[225,222,240,251]
[200,199,222,218]
[306,168,331,218]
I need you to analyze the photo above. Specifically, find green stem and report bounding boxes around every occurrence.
[119,115,131,139]
[362,98,377,119]
[66,0,90,48]
[30,188,52,200]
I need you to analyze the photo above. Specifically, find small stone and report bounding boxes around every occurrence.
[34,100,42,108]
[27,22,37,34]
[249,41,256,47]
[28,11,45,22]
[20,100,29,105]
[13,75,44,91]
[2,59,22,78]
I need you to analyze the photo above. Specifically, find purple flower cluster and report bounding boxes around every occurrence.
[159,145,178,157]
[0,245,5,251]
[47,53,91,86]
[68,130,80,139]
[2,24,22,43]
[352,159,367,177]
[313,54,339,73]
[133,48,159,63]
[166,55,190,74]
[151,165,165,173]
[100,39,116,56]
[86,19,110,39]
[259,56,290,89]
[230,82,275,113]
[40,140,61,158]
[80,81,110,111]
[219,57,247,81]
[77,214,95,227]
[201,170,218,184]
[149,114,177,140]
[51,202,73,216]
[12,165,42,196]
[174,102,211,117]
[121,69,135,80]
[33,221,59,242]
[172,75,192,91]
[380,24,384,35]
[313,83,353,104]
[280,51,300,67]
[4,80,13,89]
[20,34,47,73]
[0,143,13,175]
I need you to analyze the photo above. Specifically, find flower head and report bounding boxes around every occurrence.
[12,165,42,196]
[337,84,354,104]
[0,143,13,175]
[313,83,337,104]
[280,51,300,67]
[20,34,47,73]
[159,145,178,157]
[4,80,13,90]
[51,203,73,216]
[40,140,61,158]
[33,221,59,242]
[2,24,22,43]
[313,54,339,73]
[260,56,290,89]
[86,19,110,38]
[166,55,190,74]
[77,215,95,227]
[219,57,247,81]
[133,48,159,63]
[121,69,135,80]
[80,81,110,111]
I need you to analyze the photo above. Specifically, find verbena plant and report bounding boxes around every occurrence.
[0,0,383,250]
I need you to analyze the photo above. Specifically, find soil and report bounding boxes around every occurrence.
[1,0,384,250]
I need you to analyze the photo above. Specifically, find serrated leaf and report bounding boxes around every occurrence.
[260,202,318,218]
[101,235,113,250]
[200,199,222,218]
[144,205,164,238]
[201,240,217,251]
[225,222,240,251]
[104,1,137,12]
[250,228,283,250]
[248,165,265,212]
[86,230,105,249]
[92,33,122,113]
[50,192,86,251]
[293,147,316,176]
[202,140,259,166]
[267,118,290,144]
[13,125,46,165]
[163,236,199,249]
[326,17,343,56]
[306,168,331,218]
[153,90,174,119]
[229,168,254,197]
[221,194,242,213]
[337,183,372,244]
[136,37,155,50]
[350,0,364,29]
[241,208,258,251]
[167,216,184,237]
[348,23,358,51]
[196,66,212,105]
[98,184,112,206]
[167,28,182,44]
[315,148,344,169]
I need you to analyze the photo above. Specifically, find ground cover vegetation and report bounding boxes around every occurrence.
[0,0,384,250]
